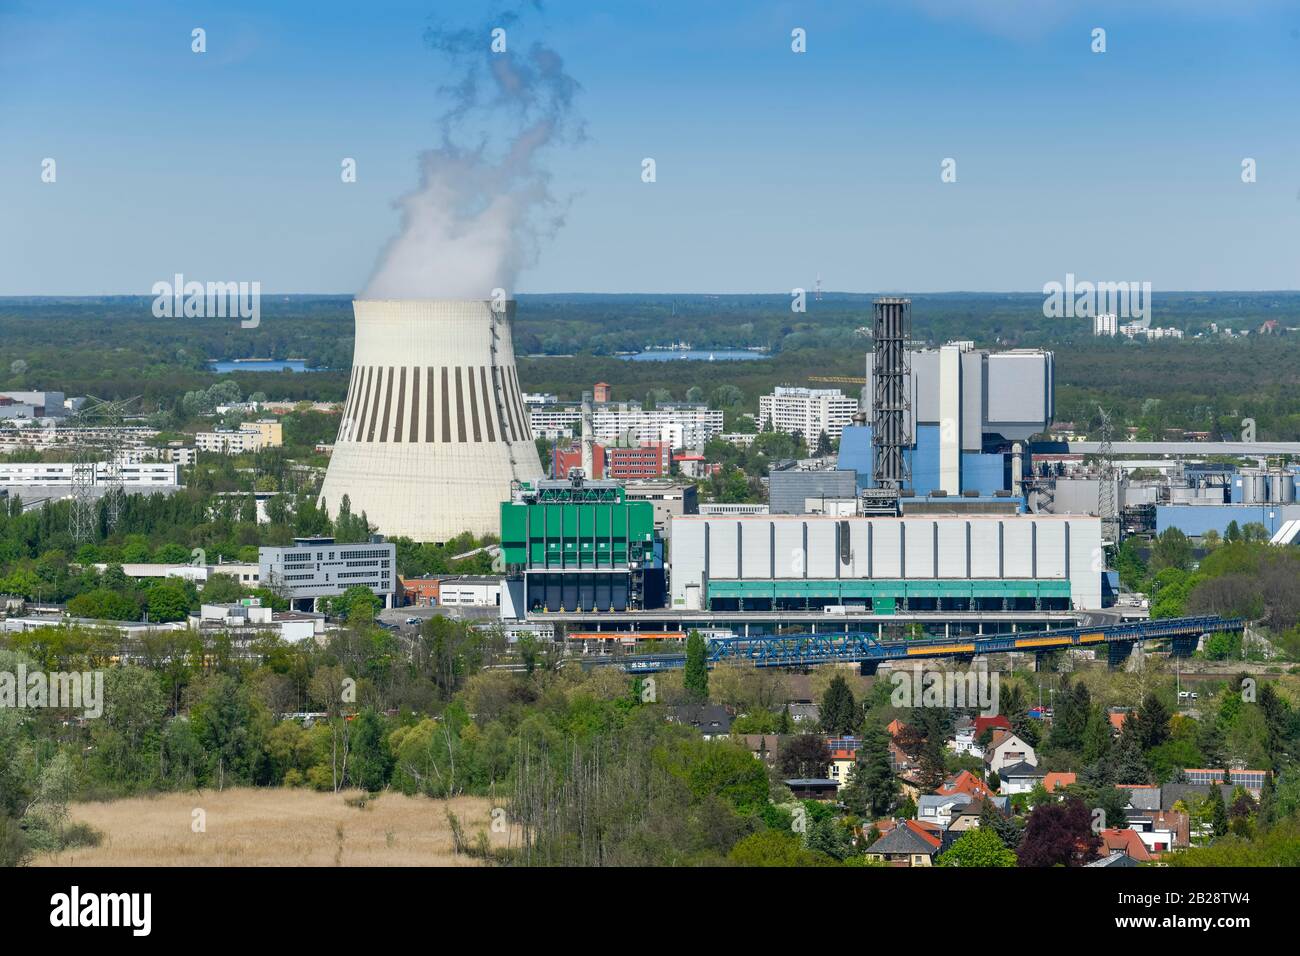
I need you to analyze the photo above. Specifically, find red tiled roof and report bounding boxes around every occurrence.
[936,770,995,800]
[1043,772,1077,792]
[1108,711,1129,732]
[904,819,942,849]
[973,715,1011,738]
[1099,828,1152,862]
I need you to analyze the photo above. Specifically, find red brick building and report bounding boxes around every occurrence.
[400,577,440,607]
[552,442,605,479]
[605,442,668,480]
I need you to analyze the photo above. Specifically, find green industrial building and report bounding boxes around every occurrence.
[500,477,663,613]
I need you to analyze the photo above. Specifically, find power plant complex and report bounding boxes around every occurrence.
[318,299,544,541]
[320,294,1283,657]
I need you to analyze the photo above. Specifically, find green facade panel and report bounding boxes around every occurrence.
[500,499,656,571]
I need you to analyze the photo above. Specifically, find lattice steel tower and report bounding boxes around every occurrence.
[62,396,139,545]
[1096,404,1118,544]
[871,297,912,490]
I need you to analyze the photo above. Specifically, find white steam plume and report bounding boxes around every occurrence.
[364,5,584,301]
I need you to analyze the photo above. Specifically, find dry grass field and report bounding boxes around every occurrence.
[33,789,512,867]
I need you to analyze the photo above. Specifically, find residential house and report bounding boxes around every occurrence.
[972,714,1012,740]
[999,761,1046,795]
[784,779,840,801]
[917,792,973,828]
[738,734,787,767]
[665,704,733,739]
[937,770,998,802]
[1107,709,1131,735]
[1125,809,1188,854]
[1119,784,1162,814]
[1161,783,1235,813]
[1042,771,1077,794]
[827,737,859,790]
[1183,768,1270,798]
[948,717,984,758]
[787,702,820,725]
[885,719,918,774]
[866,819,947,867]
[1097,828,1153,864]
[948,796,1010,832]
[983,729,1037,775]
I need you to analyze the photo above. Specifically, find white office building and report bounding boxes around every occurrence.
[758,387,858,441]
[259,536,397,611]
[528,401,724,449]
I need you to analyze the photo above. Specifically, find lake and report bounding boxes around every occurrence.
[623,350,765,362]
[209,359,317,373]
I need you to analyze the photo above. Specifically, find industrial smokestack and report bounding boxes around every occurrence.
[319,299,543,542]
[580,390,594,478]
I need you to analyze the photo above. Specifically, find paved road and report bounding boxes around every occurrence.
[376,605,500,634]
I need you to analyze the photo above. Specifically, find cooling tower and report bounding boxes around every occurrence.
[318,299,543,542]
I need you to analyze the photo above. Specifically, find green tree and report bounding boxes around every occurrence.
[684,630,709,702]
[333,585,381,623]
[840,723,898,819]
[145,579,192,622]
[1207,784,1230,839]
[346,709,392,792]
[1131,692,1172,751]
[89,666,167,791]
[938,827,1017,867]
[819,675,857,736]
[728,829,834,867]
[189,674,268,789]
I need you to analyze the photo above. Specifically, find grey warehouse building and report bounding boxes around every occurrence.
[767,468,858,515]
[259,536,397,612]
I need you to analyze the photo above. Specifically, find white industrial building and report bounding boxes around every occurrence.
[435,576,503,608]
[758,387,858,441]
[91,561,261,587]
[0,461,179,487]
[318,299,544,542]
[192,600,325,643]
[259,536,396,611]
[0,390,65,418]
[669,514,1103,611]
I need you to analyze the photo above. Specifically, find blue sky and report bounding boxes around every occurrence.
[2,0,1298,295]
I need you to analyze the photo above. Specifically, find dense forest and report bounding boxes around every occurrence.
[4,292,1300,439]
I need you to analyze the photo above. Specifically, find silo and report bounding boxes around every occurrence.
[1241,469,1267,504]
[318,299,544,542]
[1270,470,1295,503]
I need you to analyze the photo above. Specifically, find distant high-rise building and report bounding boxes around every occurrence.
[758,387,858,441]
[593,381,612,403]
[1094,313,1118,336]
